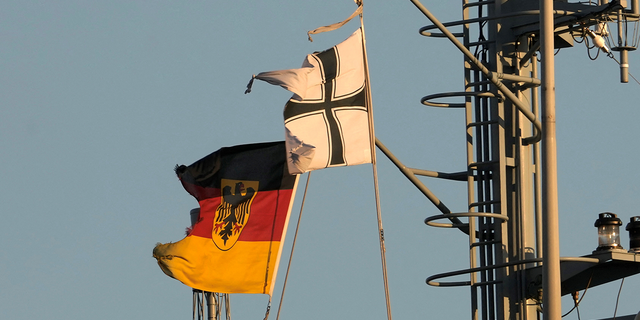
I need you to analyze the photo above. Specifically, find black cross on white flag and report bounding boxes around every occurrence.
[253,29,372,174]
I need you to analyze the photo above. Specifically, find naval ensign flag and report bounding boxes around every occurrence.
[251,28,372,174]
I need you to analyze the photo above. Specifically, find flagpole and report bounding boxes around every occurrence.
[359,4,393,320]
[275,172,312,320]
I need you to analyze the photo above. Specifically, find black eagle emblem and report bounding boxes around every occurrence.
[213,181,257,250]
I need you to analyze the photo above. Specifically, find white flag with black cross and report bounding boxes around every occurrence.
[248,28,372,174]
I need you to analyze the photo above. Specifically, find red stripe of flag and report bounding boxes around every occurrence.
[188,189,294,242]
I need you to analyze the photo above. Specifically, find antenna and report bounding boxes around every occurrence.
[598,0,639,82]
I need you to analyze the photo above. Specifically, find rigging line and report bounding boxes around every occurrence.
[561,271,594,318]
[217,293,225,320]
[212,293,218,320]
[201,292,206,320]
[274,172,312,320]
[217,294,222,320]
[216,293,220,320]
[193,291,197,320]
[612,278,625,320]
[194,290,204,320]
[262,300,270,320]
[607,53,640,86]
[194,290,200,320]
[262,186,284,295]
[225,294,231,320]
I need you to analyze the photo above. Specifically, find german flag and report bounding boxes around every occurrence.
[153,142,298,295]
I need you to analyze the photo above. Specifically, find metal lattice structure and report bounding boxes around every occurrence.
[378,1,640,320]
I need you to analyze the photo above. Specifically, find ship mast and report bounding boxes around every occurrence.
[391,0,640,319]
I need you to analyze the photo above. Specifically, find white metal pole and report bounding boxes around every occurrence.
[540,0,562,319]
[360,8,393,320]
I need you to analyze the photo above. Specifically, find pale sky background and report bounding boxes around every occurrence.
[2,1,640,319]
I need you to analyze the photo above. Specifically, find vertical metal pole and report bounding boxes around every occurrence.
[617,8,630,83]
[532,56,543,262]
[620,49,629,83]
[359,4,394,317]
[540,0,562,319]
[617,10,624,47]
[207,292,216,320]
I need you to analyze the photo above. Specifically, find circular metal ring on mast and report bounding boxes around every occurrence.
[425,257,600,287]
[421,91,499,108]
[424,212,508,228]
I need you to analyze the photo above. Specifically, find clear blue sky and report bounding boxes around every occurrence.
[1,1,639,319]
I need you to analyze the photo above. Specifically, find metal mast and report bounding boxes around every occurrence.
[539,0,562,319]
[391,1,640,320]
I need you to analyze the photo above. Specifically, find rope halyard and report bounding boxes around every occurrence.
[275,172,312,320]
[306,3,363,42]
[613,278,625,319]
[262,299,271,320]
[561,272,593,318]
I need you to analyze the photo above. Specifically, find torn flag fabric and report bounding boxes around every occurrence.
[253,28,372,174]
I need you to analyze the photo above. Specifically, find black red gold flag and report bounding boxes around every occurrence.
[153,141,298,295]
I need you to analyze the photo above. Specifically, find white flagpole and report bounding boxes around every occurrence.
[359,3,393,320]
[275,172,312,320]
